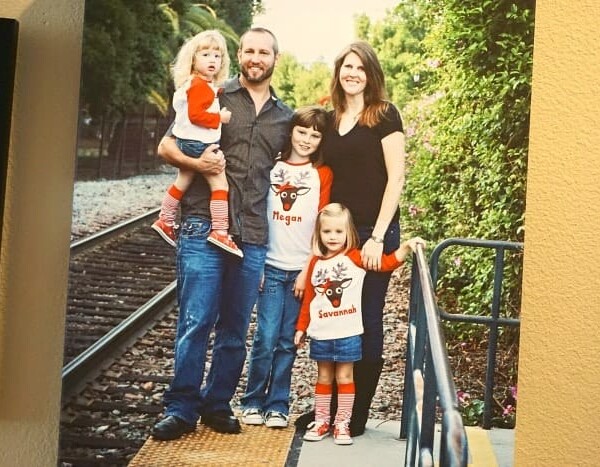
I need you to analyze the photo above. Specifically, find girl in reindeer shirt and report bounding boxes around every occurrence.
[239,106,333,430]
[295,203,424,446]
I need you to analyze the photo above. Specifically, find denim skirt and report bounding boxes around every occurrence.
[309,335,362,362]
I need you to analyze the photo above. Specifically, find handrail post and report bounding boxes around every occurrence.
[427,238,522,431]
[400,257,421,439]
[483,247,505,428]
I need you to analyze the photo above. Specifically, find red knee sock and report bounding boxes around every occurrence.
[210,189,229,232]
[334,382,355,425]
[160,184,184,225]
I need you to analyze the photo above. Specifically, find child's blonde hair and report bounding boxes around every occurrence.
[172,30,230,89]
[311,203,360,256]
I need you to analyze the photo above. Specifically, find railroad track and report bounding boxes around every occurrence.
[59,306,179,466]
[60,211,179,466]
[63,209,176,369]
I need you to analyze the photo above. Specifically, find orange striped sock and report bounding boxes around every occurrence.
[160,184,184,224]
[210,189,229,231]
[334,382,355,425]
[315,382,333,424]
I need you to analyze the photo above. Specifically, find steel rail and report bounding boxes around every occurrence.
[61,280,176,397]
[69,207,160,255]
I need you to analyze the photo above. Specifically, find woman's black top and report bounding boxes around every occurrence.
[323,103,403,227]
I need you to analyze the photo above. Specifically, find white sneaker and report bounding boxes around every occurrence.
[241,408,264,425]
[264,411,289,428]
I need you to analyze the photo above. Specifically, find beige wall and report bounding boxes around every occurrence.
[0,0,83,465]
[0,0,599,465]
[515,1,600,465]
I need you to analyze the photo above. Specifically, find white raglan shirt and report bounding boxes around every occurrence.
[266,160,332,270]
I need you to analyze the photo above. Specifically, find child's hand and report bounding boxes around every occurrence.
[220,107,232,124]
[395,237,427,262]
[294,331,306,348]
[294,269,307,299]
[406,237,426,252]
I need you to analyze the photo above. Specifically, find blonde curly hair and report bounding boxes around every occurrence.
[171,30,230,89]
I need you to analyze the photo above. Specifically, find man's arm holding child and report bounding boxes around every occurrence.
[158,136,225,176]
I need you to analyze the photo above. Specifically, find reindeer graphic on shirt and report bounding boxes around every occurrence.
[270,168,312,211]
[314,262,353,308]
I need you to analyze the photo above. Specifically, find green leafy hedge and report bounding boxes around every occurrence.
[400,0,535,335]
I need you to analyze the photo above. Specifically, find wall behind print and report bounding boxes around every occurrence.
[0,1,599,465]
[515,1,600,464]
[0,1,83,466]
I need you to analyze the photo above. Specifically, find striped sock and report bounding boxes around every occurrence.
[315,382,333,424]
[210,189,229,232]
[334,382,355,425]
[160,184,184,225]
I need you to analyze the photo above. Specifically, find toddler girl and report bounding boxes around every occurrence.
[295,203,424,445]
[152,30,242,257]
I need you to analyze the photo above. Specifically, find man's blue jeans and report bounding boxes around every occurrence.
[163,216,267,425]
[241,264,300,415]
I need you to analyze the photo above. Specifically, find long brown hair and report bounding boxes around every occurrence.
[330,41,390,128]
[279,105,330,166]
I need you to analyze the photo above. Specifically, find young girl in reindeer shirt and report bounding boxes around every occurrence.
[295,203,424,446]
[239,106,333,430]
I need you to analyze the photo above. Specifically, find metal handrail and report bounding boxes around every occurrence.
[401,244,468,466]
[430,238,522,429]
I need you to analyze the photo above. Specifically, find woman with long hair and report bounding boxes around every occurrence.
[297,40,407,437]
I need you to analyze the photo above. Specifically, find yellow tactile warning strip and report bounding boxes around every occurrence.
[129,423,296,466]
[465,426,498,467]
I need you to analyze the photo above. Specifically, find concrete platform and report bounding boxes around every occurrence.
[295,420,515,467]
[129,417,514,466]
[296,419,406,466]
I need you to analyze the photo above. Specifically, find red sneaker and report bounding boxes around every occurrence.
[151,219,176,247]
[207,231,244,258]
[303,421,330,441]
[333,421,353,445]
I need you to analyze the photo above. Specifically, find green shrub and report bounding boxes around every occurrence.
[401,0,535,333]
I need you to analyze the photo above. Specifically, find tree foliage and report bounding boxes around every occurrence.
[80,0,256,119]
[271,54,331,109]
[356,4,428,109]
[203,0,264,34]
[80,0,173,118]
[398,0,535,330]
